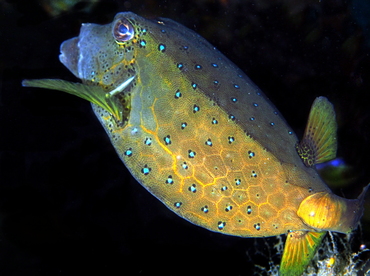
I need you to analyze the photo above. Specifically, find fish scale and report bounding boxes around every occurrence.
[86,15,312,236]
[130,16,327,194]
[94,92,303,237]
[144,17,297,161]
[23,12,368,276]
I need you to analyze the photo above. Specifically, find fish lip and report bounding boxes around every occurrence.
[59,23,105,81]
[59,37,80,78]
[59,23,95,80]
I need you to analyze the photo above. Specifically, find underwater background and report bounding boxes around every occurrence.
[1,0,370,275]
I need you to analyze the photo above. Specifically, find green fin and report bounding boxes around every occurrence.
[22,78,131,123]
[279,230,326,276]
[296,97,337,167]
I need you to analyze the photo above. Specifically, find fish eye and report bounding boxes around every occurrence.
[113,18,134,42]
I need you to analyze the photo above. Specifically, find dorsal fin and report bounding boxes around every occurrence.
[296,97,337,167]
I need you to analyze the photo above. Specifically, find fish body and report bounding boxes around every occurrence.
[23,12,368,275]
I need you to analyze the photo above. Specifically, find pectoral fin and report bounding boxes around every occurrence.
[279,230,326,276]
[22,78,133,124]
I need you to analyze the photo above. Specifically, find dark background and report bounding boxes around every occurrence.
[1,0,370,275]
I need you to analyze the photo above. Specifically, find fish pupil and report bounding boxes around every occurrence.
[118,24,128,34]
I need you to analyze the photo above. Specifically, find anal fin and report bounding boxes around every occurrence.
[296,97,337,167]
[279,230,326,276]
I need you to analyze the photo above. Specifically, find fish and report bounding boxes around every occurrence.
[22,12,368,276]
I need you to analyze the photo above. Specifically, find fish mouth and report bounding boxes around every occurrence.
[59,37,80,79]
[59,23,109,82]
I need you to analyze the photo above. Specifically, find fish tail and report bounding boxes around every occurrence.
[345,183,370,231]
[279,230,326,276]
[297,184,369,234]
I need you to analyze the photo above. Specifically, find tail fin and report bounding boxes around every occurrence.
[347,184,370,231]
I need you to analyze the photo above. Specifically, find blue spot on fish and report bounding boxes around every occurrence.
[254,223,261,231]
[158,44,166,52]
[164,135,171,145]
[217,221,226,230]
[188,150,196,158]
[228,136,235,144]
[144,137,152,146]
[247,206,252,214]
[205,138,213,146]
[124,148,133,157]
[188,184,197,193]
[225,205,233,212]
[175,90,182,98]
[141,165,151,175]
[166,175,174,184]
[248,151,255,158]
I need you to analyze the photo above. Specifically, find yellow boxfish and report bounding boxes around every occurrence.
[22,12,368,276]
